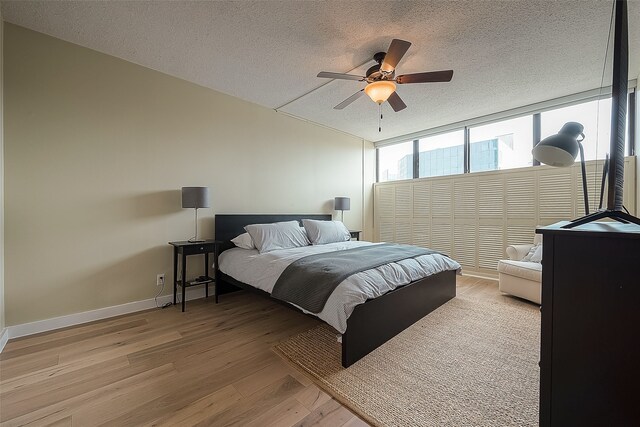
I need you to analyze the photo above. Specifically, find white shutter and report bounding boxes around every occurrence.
[454,223,477,268]
[413,183,430,218]
[395,185,412,218]
[432,181,453,218]
[379,220,394,242]
[395,222,412,244]
[539,172,573,219]
[378,187,395,218]
[454,179,477,219]
[507,225,535,246]
[506,175,536,219]
[431,222,452,255]
[478,177,504,219]
[374,157,636,278]
[478,225,504,269]
[413,221,430,248]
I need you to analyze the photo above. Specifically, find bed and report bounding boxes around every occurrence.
[213,214,458,367]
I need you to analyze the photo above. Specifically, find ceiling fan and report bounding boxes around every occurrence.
[317,39,453,112]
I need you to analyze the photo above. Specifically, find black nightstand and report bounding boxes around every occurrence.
[168,240,219,312]
[349,230,362,241]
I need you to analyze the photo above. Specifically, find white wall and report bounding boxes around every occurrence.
[4,24,375,326]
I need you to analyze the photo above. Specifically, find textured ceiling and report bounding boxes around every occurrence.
[3,1,639,142]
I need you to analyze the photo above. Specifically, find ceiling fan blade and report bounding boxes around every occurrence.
[396,70,454,84]
[334,89,365,110]
[387,91,407,112]
[317,71,365,81]
[380,39,412,73]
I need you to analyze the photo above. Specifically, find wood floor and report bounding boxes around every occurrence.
[0,275,500,427]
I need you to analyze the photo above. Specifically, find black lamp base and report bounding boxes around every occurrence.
[561,209,640,229]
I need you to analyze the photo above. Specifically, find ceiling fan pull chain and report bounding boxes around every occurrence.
[379,104,382,132]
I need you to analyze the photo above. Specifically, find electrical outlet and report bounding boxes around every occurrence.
[156,273,165,287]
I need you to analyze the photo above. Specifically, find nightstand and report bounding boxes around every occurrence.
[349,230,362,241]
[168,240,219,312]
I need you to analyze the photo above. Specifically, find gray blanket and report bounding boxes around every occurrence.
[271,243,439,313]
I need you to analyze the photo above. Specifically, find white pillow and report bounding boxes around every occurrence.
[521,245,537,262]
[302,219,351,245]
[245,221,310,253]
[530,244,543,263]
[230,232,255,250]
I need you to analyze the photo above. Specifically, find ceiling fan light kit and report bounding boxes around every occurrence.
[317,38,454,118]
[364,80,397,104]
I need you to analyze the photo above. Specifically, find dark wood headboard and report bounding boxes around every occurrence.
[215,214,332,253]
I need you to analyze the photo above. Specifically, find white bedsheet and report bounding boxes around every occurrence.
[218,241,461,333]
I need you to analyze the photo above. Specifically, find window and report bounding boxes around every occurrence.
[540,98,629,161]
[418,130,465,177]
[469,116,533,172]
[378,141,414,182]
[375,90,636,182]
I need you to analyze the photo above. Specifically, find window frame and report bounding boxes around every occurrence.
[376,88,637,183]
[468,114,535,173]
[377,140,415,182]
[415,130,466,179]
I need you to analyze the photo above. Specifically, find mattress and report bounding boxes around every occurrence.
[218,241,461,333]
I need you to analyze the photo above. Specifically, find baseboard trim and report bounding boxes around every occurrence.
[5,284,213,342]
[461,271,499,282]
[0,272,497,350]
[0,328,9,353]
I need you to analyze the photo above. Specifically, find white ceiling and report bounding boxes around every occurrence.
[3,1,639,143]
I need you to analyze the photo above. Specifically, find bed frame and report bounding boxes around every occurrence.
[214,214,456,367]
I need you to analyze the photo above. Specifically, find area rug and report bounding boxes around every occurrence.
[273,295,540,427]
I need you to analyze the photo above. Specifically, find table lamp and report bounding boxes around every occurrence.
[334,197,350,222]
[182,186,210,242]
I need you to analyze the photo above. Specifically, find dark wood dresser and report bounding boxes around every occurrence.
[537,222,640,426]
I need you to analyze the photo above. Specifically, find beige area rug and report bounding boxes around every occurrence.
[273,295,540,427]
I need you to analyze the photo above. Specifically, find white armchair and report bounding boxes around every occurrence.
[497,233,542,304]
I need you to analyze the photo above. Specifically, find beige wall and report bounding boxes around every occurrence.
[4,24,374,326]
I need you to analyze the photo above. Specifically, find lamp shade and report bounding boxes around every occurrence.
[532,122,584,167]
[334,197,350,211]
[364,81,396,104]
[182,187,210,208]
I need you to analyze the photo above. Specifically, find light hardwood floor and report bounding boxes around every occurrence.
[0,275,501,426]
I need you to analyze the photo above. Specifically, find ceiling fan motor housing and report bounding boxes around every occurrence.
[366,64,381,79]
[367,52,394,81]
[373,51,386,64]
